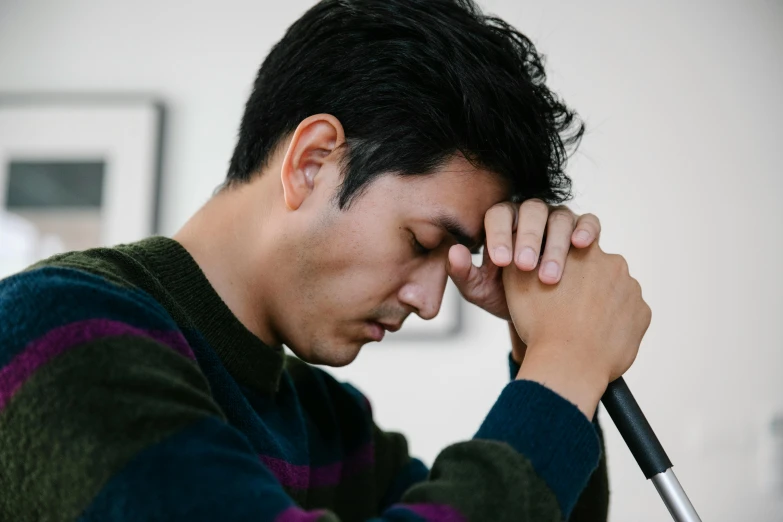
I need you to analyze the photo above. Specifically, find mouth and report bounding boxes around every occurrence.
[365,321,386,342]
[377,321,402,333]
[364,320,403,342]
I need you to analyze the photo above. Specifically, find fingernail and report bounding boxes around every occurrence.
[493,246,511,264]
[519,247,537,268]
[543,261,559,278]
[575,230,590,242]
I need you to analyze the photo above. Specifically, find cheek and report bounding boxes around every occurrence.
[302,214,412,306]
[321,223,408,276]
[324,257,410,315]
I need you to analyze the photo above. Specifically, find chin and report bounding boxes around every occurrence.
[319,346,363,367]
[289,340,364,367]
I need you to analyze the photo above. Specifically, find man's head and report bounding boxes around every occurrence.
[189,0,583,365]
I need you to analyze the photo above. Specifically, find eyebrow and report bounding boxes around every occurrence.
[432,214,484,255]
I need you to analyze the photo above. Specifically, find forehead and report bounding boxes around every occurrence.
[390,155,509,214]
[359,155,510,247]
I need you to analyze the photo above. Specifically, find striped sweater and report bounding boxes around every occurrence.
[0,236,608,522]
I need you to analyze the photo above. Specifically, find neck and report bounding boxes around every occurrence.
[173,182,281,346]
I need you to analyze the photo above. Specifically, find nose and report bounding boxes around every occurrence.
[397,264,448,321]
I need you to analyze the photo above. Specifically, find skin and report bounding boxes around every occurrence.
[175,113,608,415]
[448,199,602,365]
[505,240,651,418]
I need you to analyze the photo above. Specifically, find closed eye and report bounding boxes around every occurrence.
[411,234,434,255]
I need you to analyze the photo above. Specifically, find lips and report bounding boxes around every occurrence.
[376,321,402,333]
[366,321,385,341]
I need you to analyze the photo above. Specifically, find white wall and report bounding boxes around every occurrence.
[2,1,782,520]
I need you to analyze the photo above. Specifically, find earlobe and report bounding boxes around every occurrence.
[280,114,345,210]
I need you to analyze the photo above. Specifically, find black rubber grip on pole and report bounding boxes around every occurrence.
[600,377,672,479]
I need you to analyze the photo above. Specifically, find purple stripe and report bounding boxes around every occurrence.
[260,442,375,489]
[259,455,309,490]
[311,441,375,485]
[398,503,467,522]
[0,318,194,411]
[274,506,327,522]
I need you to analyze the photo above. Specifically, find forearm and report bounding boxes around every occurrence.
[505,346,610,521]
[516,340,607,420]
[509,319,606,420]
[506,328,610,521]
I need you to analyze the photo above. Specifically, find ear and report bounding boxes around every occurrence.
[280,113,345,210]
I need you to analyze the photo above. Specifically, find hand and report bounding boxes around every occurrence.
[503,240,652,417]
[447,199,601,361]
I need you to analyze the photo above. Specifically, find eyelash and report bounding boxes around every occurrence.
[411,234,433,255]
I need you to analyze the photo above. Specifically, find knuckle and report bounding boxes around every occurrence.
[614,255,629,274]
[485,203,514,224]
[521,198,549,216]
[577,214,600,237]
[627,350,640,369]
[640,304,652,328]
[549,208,576,225]
[515,229,542,246]
[580,212,600,226]
[543,243,567,259]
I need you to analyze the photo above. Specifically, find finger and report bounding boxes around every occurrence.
[447,244,482,288]
[484,202,517,267]
[479,238,501,282]
[539,207,577,284]
[571,212,601,247]
[513,198,549,271]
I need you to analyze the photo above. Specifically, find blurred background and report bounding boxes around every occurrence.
[1,1,781,520]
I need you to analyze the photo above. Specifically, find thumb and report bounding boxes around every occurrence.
[447,244,481,289]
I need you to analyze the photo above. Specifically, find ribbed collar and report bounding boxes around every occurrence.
[125,235,285,396]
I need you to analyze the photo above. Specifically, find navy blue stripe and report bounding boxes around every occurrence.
[0,267,179,368]
[178,327,315,468]
[379,457,429,511]
[78,416,295,522]
[474,380,600,517]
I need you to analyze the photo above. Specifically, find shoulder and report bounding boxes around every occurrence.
[23,242,154,289]
[2,254,176,330]
[0,253,187,374]
[3,243,175,328]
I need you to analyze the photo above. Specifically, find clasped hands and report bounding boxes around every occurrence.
[446,198,601,364]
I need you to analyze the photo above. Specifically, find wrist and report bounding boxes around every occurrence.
[515,343,607,420]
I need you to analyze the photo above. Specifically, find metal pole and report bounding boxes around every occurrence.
[651,469,702,522]
[601,378,702,522]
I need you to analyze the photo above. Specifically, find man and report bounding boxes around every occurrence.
[0,0,651,521]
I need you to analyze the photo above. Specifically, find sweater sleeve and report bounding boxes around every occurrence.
[508,352,610,521]
[0,266,598,522]
[286,355,601,521]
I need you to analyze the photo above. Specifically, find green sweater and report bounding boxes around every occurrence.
[0,236,608,521]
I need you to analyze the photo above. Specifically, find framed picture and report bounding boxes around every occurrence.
[0,95,164,279]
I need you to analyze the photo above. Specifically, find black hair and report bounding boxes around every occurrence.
[226,0,583,208]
